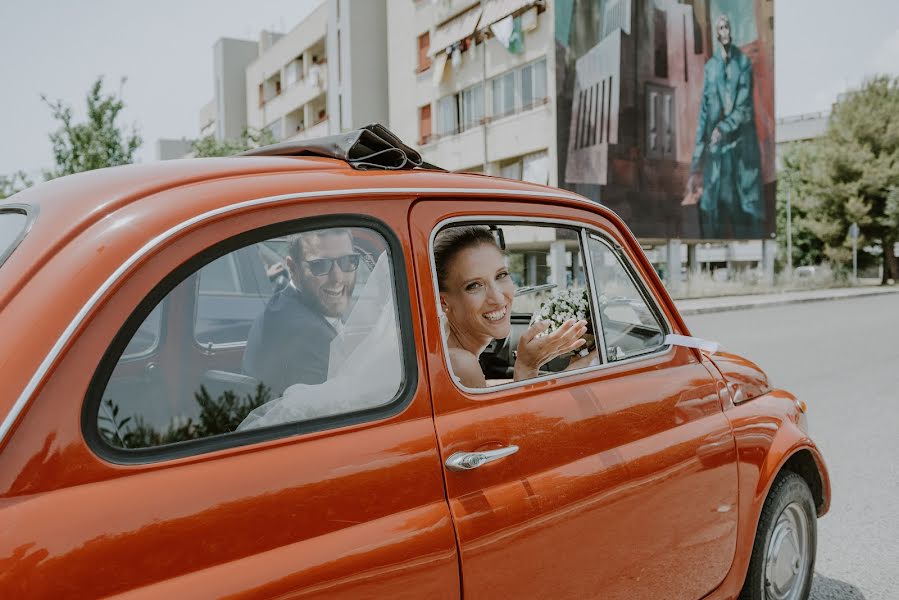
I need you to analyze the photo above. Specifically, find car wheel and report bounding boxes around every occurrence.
[740,471,817,600]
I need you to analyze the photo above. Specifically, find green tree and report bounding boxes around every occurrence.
[776,142,825,270]
[790,76,899,283]
[191,128,276,157]
[42,77,142,179]
[0,171,32,200]
[99,383,272,449]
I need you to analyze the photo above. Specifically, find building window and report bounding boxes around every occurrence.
[436,94,459,136]
[460,83,485,130]
[418,32,431,72]
[521,63,534,109]
[419,104,432,144]
[520,58,547,110]
[492,71,515,118]
[646,83,675,159]
[490,58,548,120]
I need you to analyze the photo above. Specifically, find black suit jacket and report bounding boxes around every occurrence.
[243,286,337,396]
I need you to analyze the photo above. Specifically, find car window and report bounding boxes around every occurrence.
[120,303,163,358]
[198,254,241,293]
[587,235,665,360]
[0,208,29,267]
[195,244,278,347]
[433,223,599,389]
[96,225,404,452]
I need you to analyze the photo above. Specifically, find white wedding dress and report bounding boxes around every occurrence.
[237,253,402,431]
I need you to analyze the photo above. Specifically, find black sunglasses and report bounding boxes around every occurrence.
[304,253,361,276]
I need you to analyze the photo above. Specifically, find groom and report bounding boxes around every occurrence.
[243,228,359,395]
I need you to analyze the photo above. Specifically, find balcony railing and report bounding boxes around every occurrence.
[427,96,549,144]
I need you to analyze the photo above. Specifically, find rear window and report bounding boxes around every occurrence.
[0,208,30,267]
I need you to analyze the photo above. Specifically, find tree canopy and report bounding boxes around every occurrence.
[190,128,276,157]
[783,76,899,282]
[0,171,32,200]
[42,77,142,179]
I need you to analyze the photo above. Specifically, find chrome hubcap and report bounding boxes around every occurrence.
[764,502,810,600]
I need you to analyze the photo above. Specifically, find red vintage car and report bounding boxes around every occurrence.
[0,128,829,599]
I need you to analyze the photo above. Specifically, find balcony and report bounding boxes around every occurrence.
[262,68,328,123]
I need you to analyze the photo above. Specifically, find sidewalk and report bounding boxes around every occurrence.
[674,285,899,316]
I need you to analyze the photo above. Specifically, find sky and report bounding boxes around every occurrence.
[0,0,324,178]
[1,0,898,177]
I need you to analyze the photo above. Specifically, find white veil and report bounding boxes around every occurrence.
[237,253,402,431]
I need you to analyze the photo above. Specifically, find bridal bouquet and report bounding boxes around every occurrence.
[529,288,596,356]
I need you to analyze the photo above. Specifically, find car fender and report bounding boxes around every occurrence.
[704,390,831,599]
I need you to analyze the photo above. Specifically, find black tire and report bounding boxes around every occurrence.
[740,471,817,600]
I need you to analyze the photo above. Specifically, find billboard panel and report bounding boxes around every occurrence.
[555,0,775,240]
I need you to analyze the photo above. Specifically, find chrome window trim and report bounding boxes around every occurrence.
[0,203,38,268]
[428,214,673,397]
[580,228,609,364]
[119,300,166,361]
[2,186,588,445]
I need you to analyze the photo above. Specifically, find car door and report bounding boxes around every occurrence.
[0,192,459,598]
[410,199,739,600]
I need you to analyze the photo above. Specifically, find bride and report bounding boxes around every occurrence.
[433,226,596,388]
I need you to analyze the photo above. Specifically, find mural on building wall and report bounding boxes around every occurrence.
[554,0,775,240]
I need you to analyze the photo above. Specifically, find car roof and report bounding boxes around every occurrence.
[0,154,594,297]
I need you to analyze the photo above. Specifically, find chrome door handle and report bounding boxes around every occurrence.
[445,445,519,471]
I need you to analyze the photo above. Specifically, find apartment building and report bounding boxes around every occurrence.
[387,0,555,185]
[245,6,330,142]
[245,0,389,143]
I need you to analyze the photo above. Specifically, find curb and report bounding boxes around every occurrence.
[675,287,899,316]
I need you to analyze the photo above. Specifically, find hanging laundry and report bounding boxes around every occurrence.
[451,42,462,69]
[491,15,523,54]
[467,38,480,65]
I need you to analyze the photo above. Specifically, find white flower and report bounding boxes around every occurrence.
[530,288,592,337]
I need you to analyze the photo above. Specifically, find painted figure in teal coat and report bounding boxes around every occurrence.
[688,14,763,239]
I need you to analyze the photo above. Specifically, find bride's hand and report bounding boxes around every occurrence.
[514,319,588,381]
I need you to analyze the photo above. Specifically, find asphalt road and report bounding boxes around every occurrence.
[685,294,899,600]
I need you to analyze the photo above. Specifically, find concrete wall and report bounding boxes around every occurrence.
[349,0,389,129]
[327,0,389,133]
[213,38,258,140]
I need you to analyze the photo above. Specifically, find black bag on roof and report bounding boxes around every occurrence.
[240,123,441,171]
